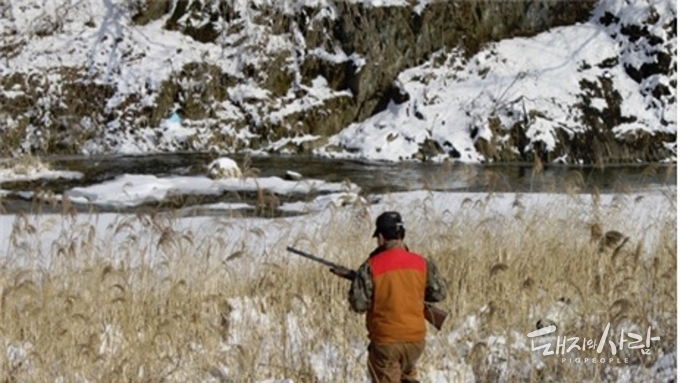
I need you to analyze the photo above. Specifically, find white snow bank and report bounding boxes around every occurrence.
[63,173,360,208]
[1,187,674,269]
[278,192,367,213]
[0,161,82,183]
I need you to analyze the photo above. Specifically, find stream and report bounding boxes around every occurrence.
[0,153,676,216]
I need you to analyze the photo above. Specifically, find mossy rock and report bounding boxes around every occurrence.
[164,0,223,43]
[300,55,357,92]
[257,94,355,142]
[131,0,172,25]
[139,62,230,127]
[0,68,116,155]
[262,53,295,97]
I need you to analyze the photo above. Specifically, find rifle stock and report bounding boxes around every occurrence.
[286,246,448,330]
[424,303,447,331]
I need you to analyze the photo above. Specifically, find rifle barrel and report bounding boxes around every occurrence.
[286,246,344,269]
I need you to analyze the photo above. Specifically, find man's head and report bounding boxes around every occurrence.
[372,211,405,243]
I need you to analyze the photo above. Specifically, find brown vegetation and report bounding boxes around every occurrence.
[0,181,675,382]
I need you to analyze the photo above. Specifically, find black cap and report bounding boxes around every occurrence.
[372,211,404,239]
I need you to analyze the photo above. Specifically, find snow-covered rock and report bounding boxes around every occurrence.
[207,157,243,180]
[284,170,303,181]
[0,0,673,164]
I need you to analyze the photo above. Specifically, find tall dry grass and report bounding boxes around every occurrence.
[0,155,51,176]
[0,184,675,382]
[415,193,676,382]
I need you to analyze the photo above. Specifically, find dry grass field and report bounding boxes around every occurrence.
[0,181,676,382]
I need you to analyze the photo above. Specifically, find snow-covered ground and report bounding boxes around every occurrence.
[0,160,82,183]
[3,186,675,265]
[0,0,675,380]
[0,185,676,382]
[62,173,359,208]
[319,2,676,163]
[0,0,675,162]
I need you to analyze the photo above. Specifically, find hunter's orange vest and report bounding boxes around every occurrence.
[367,247,427,343]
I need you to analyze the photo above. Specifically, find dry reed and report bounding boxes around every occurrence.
[0,182,675,383]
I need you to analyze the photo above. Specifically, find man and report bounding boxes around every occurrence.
[345,211,447,383]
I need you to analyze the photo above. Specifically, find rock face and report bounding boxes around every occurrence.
[0,0,675,164]
[153,0,595,143]
[315,1,595,123]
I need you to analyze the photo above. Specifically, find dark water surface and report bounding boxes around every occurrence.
[0,153,676,215]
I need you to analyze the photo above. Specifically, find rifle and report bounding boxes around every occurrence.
[286,246,448,331]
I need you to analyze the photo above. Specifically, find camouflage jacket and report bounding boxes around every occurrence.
[348,240,447,313]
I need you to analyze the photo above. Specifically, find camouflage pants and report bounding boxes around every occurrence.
[367,341,425,383]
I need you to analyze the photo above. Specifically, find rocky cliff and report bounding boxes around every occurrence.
[0,0,675,164]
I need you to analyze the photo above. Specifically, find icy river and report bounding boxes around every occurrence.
[0,153,676,216]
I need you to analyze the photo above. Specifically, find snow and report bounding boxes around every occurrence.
[2,180,673,263]
[160,112,194,144]
[0,186,675,382]
[193,202,253,211]
[0,167,82,183]
[62,173,360,208]
[318,6,676,162]
[1,0,674,161]
[0,160,83,183]
[0,0,676,379]
[278,192,366,213]
[285,170,303,180]
[207,157,243,179]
